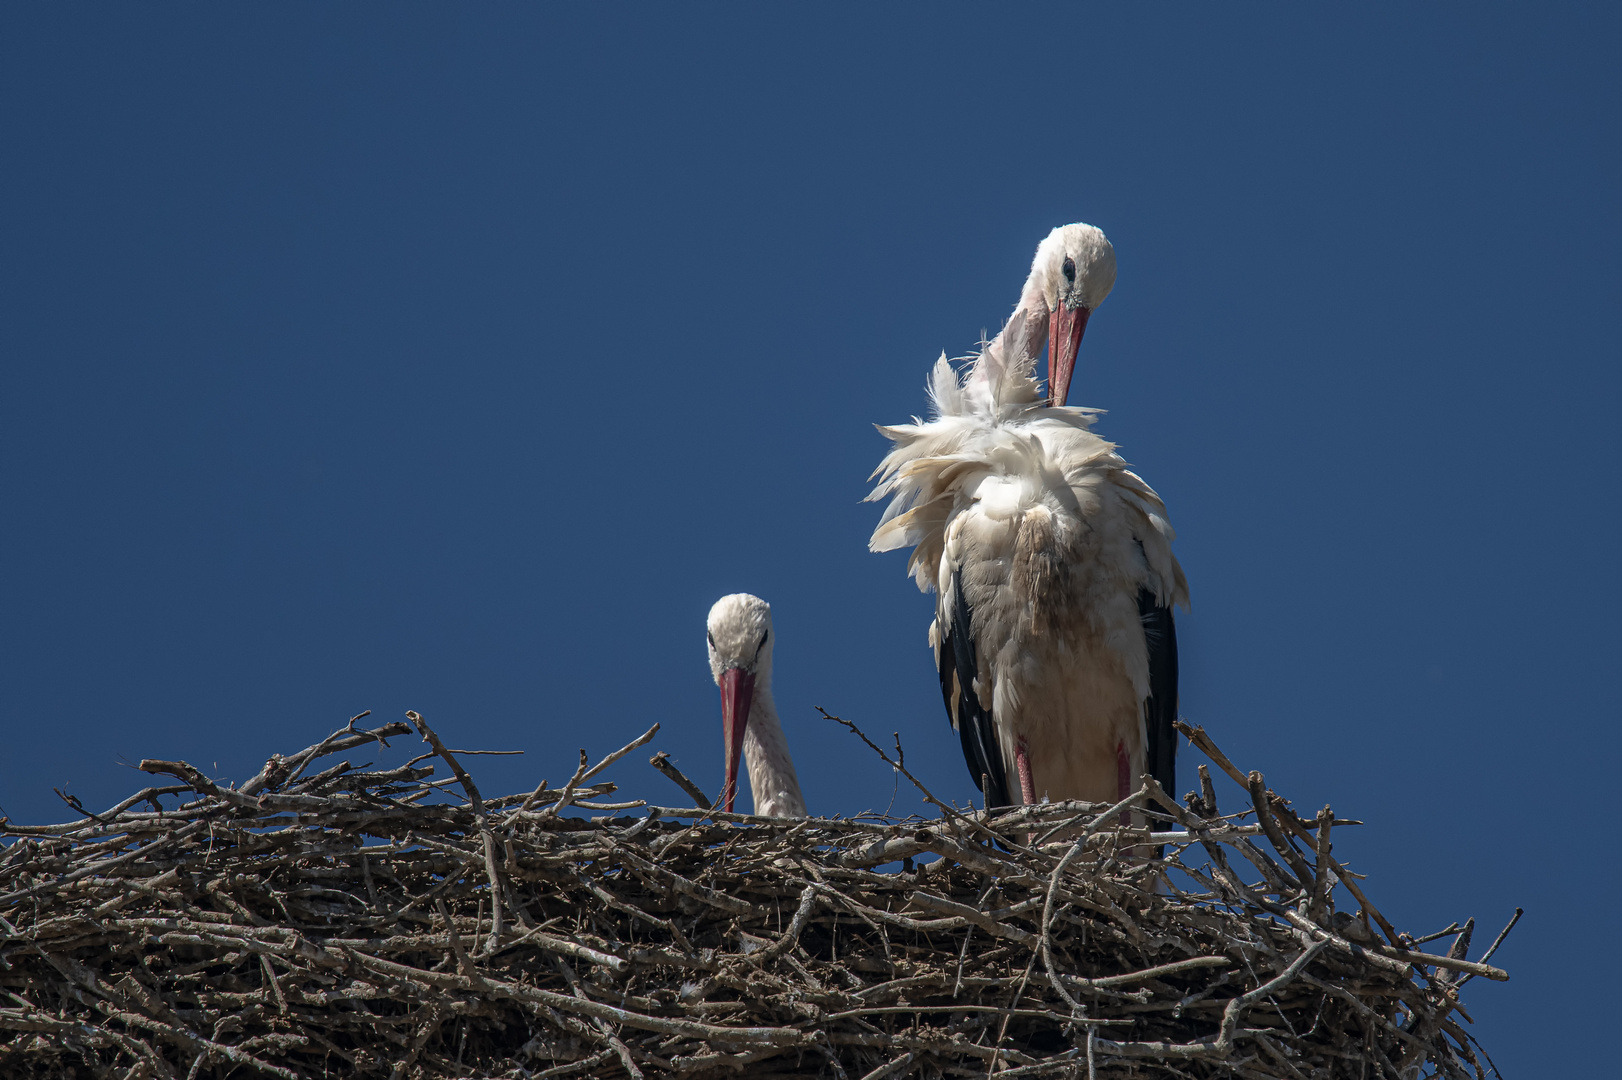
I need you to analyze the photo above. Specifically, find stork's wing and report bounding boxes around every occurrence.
[1138,586,1179,820]
[938,569,1011,810]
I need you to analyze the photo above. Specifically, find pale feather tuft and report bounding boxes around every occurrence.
[925,352,963,417]
[868,332,1118,592]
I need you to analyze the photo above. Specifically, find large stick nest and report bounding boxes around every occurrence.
[0,710,1512,1080]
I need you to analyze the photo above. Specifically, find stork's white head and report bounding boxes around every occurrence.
[1027,223,1116,408]
[706,593,774,813]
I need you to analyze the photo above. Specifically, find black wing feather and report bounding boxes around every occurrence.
[938,569,1011,810]
[1138,586,1179,823]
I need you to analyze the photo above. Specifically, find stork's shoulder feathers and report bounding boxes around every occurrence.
[869,353,1095,586]
[867,352,1187,612]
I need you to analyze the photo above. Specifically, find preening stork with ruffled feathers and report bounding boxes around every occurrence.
[867,223,1187,822]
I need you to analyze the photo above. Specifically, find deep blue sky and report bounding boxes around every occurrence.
[3,6,1616,1072]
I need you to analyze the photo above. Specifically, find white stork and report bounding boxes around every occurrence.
[706,593,806,818]
[867,223,1187,820]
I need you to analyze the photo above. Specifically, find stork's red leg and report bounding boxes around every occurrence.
[1117,740,1131,826]
[1015,736,1037,806]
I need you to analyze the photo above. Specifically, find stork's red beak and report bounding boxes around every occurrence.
[1046,304,1092,408]
[719,666,756,813]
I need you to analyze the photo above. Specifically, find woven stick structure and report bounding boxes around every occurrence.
[0,709,1512,1079]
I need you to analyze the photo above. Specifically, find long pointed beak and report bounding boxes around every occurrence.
[719,666,756,813]
[1046,304,1092,408]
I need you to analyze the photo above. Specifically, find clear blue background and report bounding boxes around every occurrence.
[3,6,1615,1073]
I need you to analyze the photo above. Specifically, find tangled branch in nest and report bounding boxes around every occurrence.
[0,709,1512,1079]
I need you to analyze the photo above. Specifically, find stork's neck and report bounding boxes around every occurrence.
[965,272,1050,409]
[741,683,806,818]
[990,271,1053,369]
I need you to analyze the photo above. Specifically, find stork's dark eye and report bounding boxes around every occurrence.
[1062,257,1076,283]
[707,630,717,650]
[757,629,769,654]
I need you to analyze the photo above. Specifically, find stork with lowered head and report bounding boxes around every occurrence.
[705,593,806,818]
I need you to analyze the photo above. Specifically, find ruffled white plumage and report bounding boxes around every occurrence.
[868,345,1169,597]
